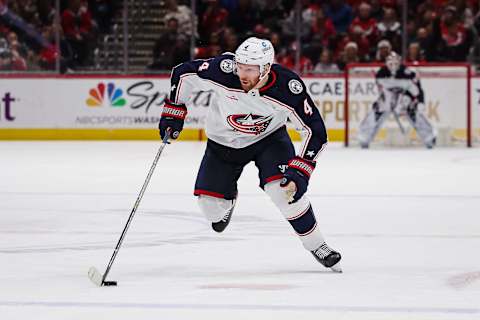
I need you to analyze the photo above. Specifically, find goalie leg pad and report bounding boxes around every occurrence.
[264,181,325,251]
[198,195,235,223]
[358,108,389,147]
[406,112,436,148]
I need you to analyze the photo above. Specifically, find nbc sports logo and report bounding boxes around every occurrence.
[86,82,126,107]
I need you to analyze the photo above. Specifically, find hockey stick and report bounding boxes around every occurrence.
[88,131,172,287]
[391,108,406,135]
[390,90,407,135]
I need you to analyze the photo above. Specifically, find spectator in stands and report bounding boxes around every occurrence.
[89,0,115,34]
[6,31,27,58]
[222,30,238,53]
[9,0,40,27]
[255,0,287,33]
[276,41,313,73]
[468,16,480,67]
[37,0,55,26]
[374,39,391,62]
[348,2,378,61]
[0,37,26,70]
[164,0,195,38]
[377,7,401,50]
[368,0,384,21]
[200,0,229,40]
[337,41,359,70]
[270,31,281,52]
[415,25,439,62]
[281,1,315,42]
[431,5,473,61]
[406,42,425,64]
[310,6,336,48]
[196,31,221,58]
[61,0,95,67]
[39,24,73,72]
[313,48,340,73]
[151,17,190,70]
[325,0,353,33]
[228,0,259,39]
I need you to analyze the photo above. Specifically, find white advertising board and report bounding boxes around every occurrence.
[0,75,478,141]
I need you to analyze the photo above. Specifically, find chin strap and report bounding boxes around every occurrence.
[254,65,271,90]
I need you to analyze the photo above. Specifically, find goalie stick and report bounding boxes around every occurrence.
[88,131,172,287]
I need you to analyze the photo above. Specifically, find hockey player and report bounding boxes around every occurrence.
[158,37,341,271]
[358,52,436,148]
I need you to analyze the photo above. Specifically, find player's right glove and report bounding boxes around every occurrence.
[280,156,316,204]
[159,99,187,140]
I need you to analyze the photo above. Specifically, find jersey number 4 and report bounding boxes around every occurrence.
[304,99,313,116]
[199,62,210,71]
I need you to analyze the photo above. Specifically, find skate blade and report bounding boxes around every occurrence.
[330,263,343,273]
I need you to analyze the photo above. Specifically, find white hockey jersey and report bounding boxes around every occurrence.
[375,65,424,103]
[167,53,327,161]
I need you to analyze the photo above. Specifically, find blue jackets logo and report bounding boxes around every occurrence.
[227,113,273,135]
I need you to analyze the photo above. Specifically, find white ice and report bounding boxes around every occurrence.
[0,141,479,320]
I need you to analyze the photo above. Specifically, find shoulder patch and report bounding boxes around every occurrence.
[220,59,234,73]
[288,79,303,94]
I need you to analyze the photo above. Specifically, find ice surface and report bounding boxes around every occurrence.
[0,141,479,320]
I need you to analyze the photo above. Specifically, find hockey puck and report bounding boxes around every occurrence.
[103,281,117,286]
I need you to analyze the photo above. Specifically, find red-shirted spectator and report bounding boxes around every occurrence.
[61,0,94,66]
[62,0,93,39]
[348,2,378,60]
[200,0,229,40]
[276,42,313,73]
[311,7,336,47]
[433,5,473,61]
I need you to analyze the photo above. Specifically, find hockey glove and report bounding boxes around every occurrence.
[280,156,316,204]
[159,99,187,140]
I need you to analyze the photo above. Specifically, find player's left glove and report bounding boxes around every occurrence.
[159,99,188,140]
[280,156,316,204]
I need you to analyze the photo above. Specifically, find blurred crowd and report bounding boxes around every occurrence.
[153,0,480,73]
[0,0,116,71]
[1,0,479,73]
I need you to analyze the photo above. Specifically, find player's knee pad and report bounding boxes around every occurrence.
[264,180,310,218]
[197,195,234,223]
[264,180,324,251]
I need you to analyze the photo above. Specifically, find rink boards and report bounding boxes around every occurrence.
[0,74,478,142]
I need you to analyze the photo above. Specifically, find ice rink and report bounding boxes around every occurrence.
[1,141,479,320]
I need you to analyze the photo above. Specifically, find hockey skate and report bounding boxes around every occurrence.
[212,199,236,233]
[311,243,342,272]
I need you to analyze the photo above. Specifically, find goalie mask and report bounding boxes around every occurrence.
[386,52,401,74]
[234,37,275,82]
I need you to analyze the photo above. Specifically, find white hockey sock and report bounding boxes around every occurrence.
[197,195,235,223]
[264,181,325,251]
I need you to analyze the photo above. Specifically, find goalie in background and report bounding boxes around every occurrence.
[357,52,436,149]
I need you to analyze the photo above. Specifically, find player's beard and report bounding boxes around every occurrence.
[239,77,258,92]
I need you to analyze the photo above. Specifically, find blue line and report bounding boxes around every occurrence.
[0,301,479,314]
